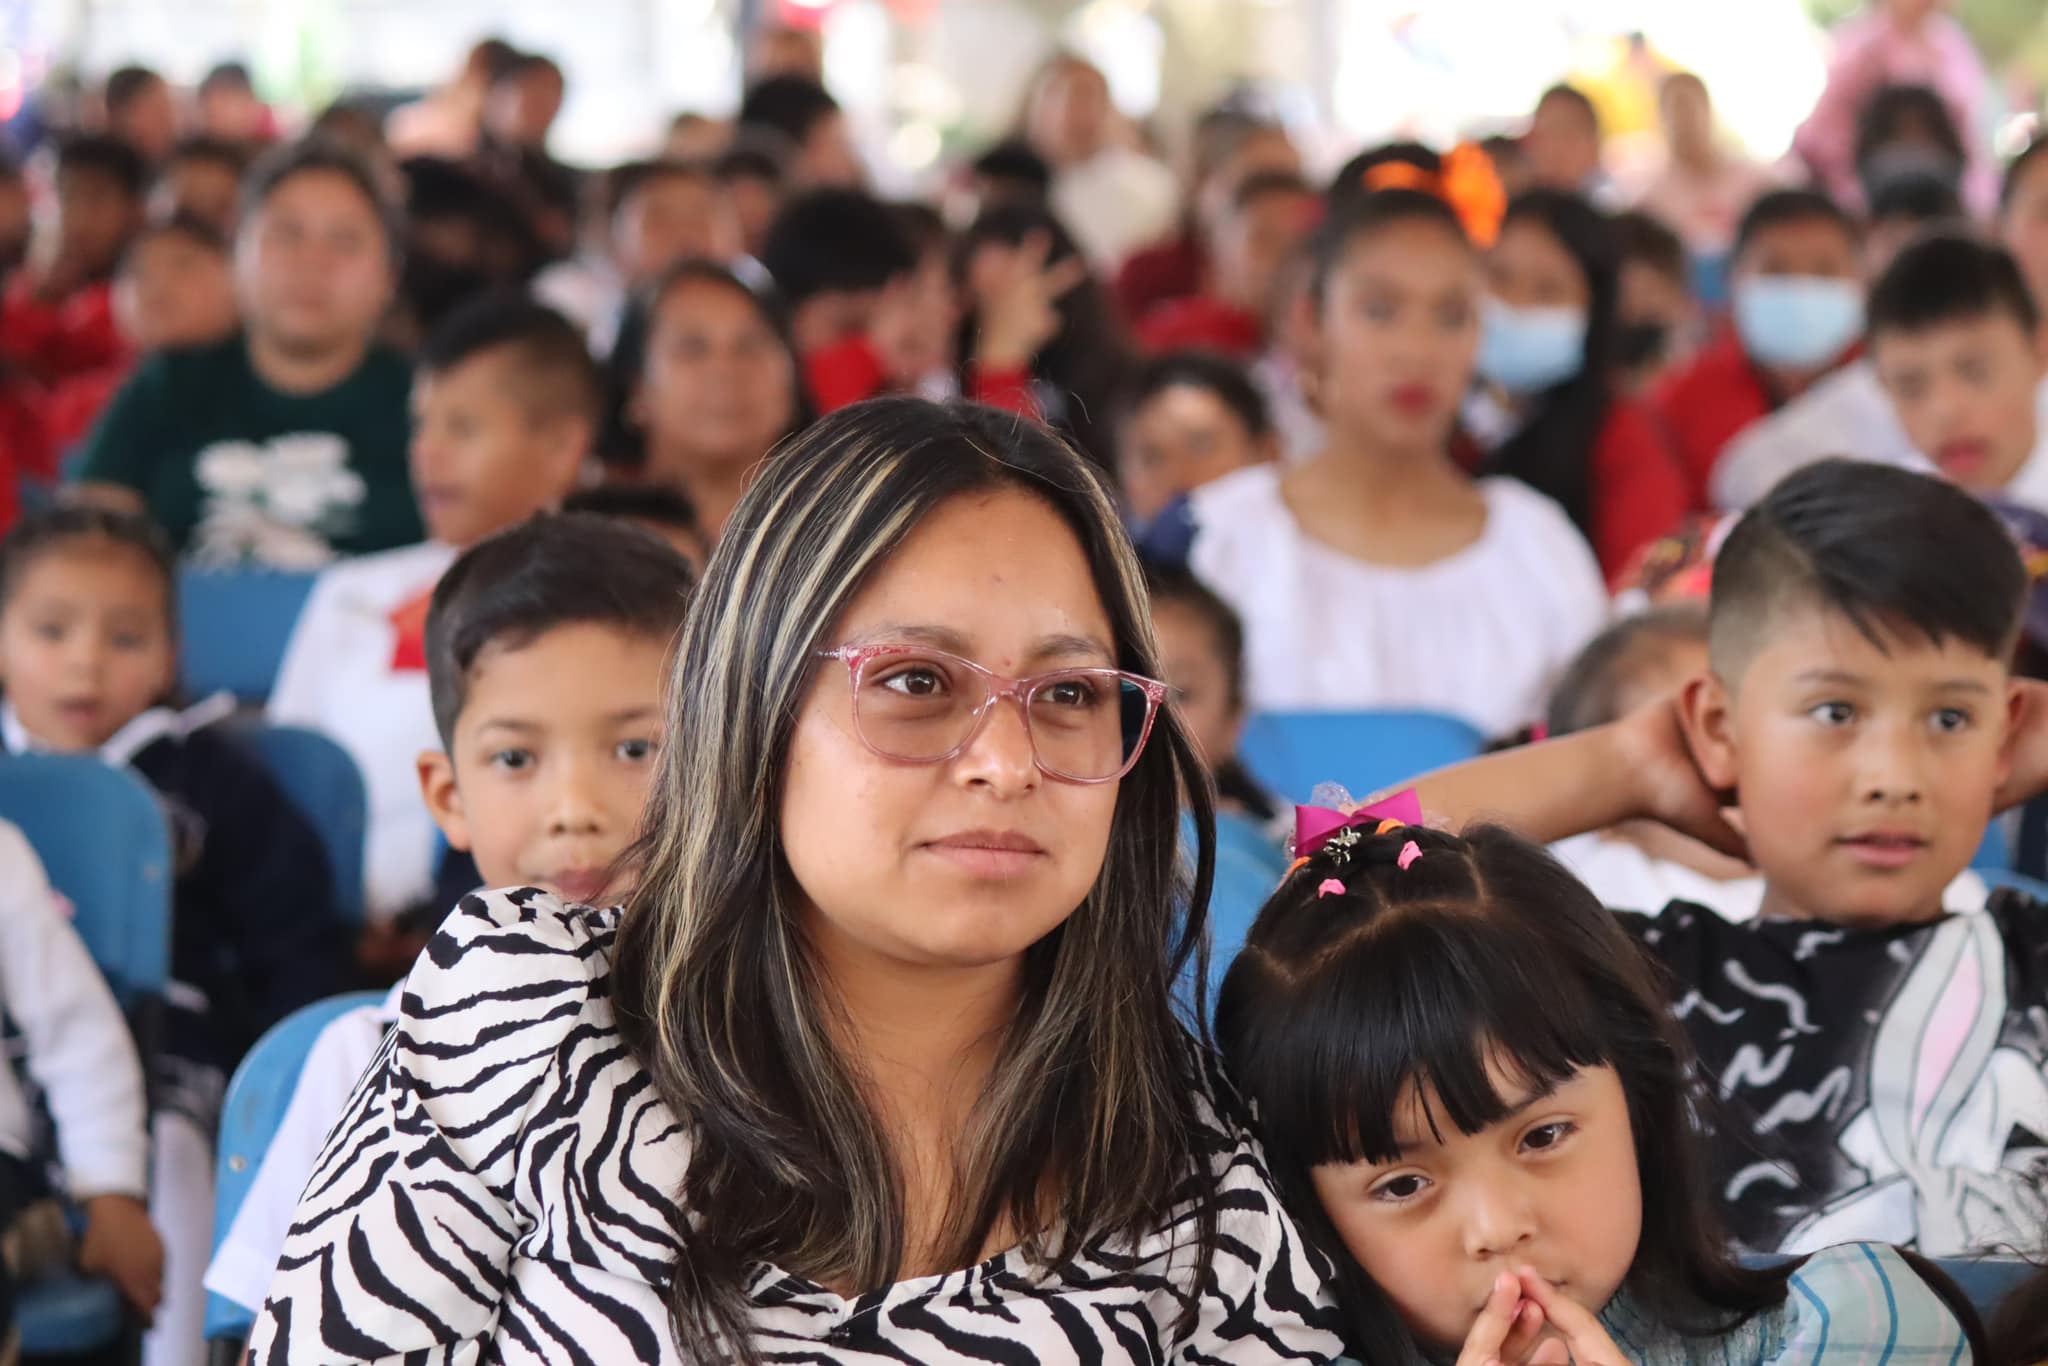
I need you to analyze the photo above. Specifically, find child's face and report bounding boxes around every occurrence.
[1487,216,1589,313]
[1733,217,1862,290]
[1686,603,2016,927]
[410,350,587,549]
[0,544,175,753]
[2000,158,2048,314]
[149,157,243,238]
[614,174,731,286]
[1874,312,2046,493]
[1310,1061,1642,1356]
[1150,598,1240,771]
[418,622,667,904]
[114,233,237,352]
[1617,257,1697,386]
[641,277,797,472]
[56,169,141,276]
[1120,383,1272,525]
[236,169,393,358]
[1315,220,1482,451]
[1212,189,1317,315]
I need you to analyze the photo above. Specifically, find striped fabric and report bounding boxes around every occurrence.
[1600,1242,1973,1365]
[247,888,1348,1364]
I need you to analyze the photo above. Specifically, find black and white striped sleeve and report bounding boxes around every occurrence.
[248,889,607,1364]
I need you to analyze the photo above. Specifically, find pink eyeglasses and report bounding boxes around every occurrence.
[817,642,1168,784]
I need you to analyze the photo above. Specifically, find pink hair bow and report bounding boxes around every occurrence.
[1291,789,1424,860]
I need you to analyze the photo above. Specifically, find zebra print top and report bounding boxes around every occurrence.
[248,888,1349,1365]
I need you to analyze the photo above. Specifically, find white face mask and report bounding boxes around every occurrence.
[1732,276,1866,371]
[1475,297,1588,395]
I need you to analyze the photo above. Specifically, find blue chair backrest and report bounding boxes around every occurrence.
[0,755,170,1006]
[1980,866,2048,901]
[205,990,386,1341]
[231,723,367,922]
[178,568,318,704]
[1173,811,1288,1022]
[1239,710,1486,808]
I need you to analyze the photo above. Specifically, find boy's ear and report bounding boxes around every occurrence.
[1998,679,2028,789]
[416,749,474,854]
[544,414,595,498]
[1677,671,1741,791]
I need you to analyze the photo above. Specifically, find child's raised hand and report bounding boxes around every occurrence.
[1614,691,1746,861]
[1455,1270,1550,1366]
[1996,678,2048,815]
[78,1193,164,1322]
[972,231,1087,373]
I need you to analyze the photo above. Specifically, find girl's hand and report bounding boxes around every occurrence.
[1455,1271,1550,1366]
[972,231,1087,373]
[1510,1270,1629,1366]
[1614,692,1747,861]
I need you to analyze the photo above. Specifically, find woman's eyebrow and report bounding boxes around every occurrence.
[849,624,1117,665]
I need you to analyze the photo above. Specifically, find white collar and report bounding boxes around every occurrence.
[2,692,237,768]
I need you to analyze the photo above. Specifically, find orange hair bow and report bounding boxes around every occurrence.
[1361,141,1507,247]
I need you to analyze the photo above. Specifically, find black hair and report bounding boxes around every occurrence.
[955,202,1132,474]
[1227,167,1314,217]
[1216,821,1794,1361]
[470,38,523,86]
[606,157,713,222]
[1731,187,1858,263]
[714,131,789,187]
[164,135,249,177]
[1853,82,1965,175]
[891,200,949,262]
[492,52,563,90]
[1327,141,1442,212]
[1480,189,1622,540]
[1537,81,1601,134]
[1547,603,1709,738]
[121,212,230,266]
[419,290,603,426]
[0,504,177,634]
[1709,458,2028,680]
[736,75,840,150]
[1125,349,1272,439]
[56,133,148,199]
[562,482,704,536]
[242,137,399,255]
[1867,170,1965,229]
[602,259,813,468]
[1141,557,1275,821]
[1867,231,2040,341]
[971,138,1052,197]
[1614,209,1687,283]
[102,65,165,115]
[425,512,695,748]
[758,187,917,307]
[2001,134,2048,215]
[199,61,253,97]
[1308,185,1471,307]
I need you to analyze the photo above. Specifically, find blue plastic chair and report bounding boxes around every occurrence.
[204,991,386,1350]
[0,755,173,1355]
[231,724,368,923]
[178,567,318,704]
[1239,710,1487,808]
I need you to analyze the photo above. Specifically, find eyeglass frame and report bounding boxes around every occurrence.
[815,642,1170,785]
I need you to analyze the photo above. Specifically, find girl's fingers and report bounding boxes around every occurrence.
[1040,255,1089,300]
[1515,1271,1626,1366]
[1496,1297,1547,1363]
[1454,1272,1526,1366]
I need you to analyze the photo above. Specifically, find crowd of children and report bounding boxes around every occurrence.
[8,4,2048,1361]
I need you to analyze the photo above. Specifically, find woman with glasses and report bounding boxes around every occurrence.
[248,398,1345,1364]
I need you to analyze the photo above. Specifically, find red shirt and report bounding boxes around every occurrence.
[0,279,129,387]
[1134,295,1263,360]
[805,335,1038,419]
[1650,329,1783,511]
[45,362,129,474]
[1587,398,1690,585]
[1113,234,1204,324]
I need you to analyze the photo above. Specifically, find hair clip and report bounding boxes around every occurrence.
[1398,840,1424,871]
[1317,878,1346,899]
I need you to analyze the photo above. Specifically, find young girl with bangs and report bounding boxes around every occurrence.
[1217,815,1982,1365]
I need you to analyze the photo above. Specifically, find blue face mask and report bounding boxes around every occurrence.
[1733,275,1865,371]
[1476,298,1588,395]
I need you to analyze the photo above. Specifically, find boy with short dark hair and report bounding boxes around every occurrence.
[1655,188,1865,507]
[206,512,693,1322]
[1612,209,1697,394]
[2,134,148,386]
[714,135,787,260]
[1402,458,2048,1255]
[270,292,601,936]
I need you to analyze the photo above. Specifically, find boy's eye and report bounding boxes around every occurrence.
[489,748,535,772]
[1368,1172,1431,1205]
[31,621,63,642]
[110,631,148,651]
[615,738,654,762]
[1932,707,1973,734]
[1520,1120,1576,1154]
[1808,701,1855,727]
